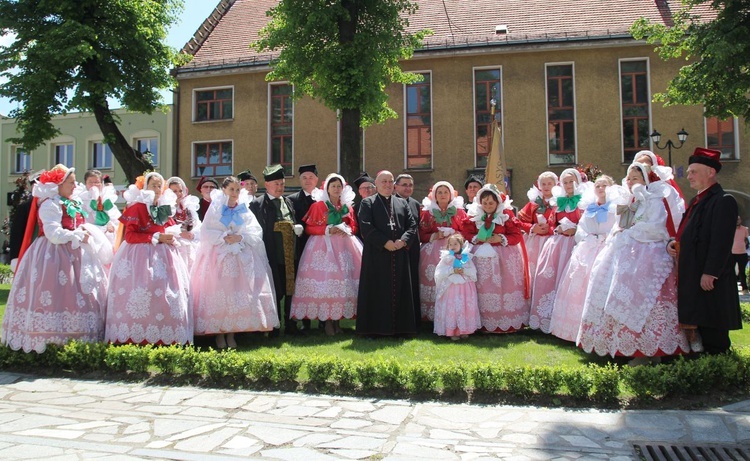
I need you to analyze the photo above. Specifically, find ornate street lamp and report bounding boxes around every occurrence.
[650,128,689,168]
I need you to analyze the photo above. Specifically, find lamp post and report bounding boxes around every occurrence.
[649,128,689,168]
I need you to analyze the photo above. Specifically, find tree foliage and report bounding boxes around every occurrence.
[0,0,190,182]
[631,0,750,121]
[253,0,430,179]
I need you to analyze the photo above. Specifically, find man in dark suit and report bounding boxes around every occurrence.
[352,172,375,240]
[249,165,304,336]
[668,148,742,354]
[394,173,423,329]
[286,164,318,330]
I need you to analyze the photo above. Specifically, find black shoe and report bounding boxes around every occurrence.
[269,328,280,338]
[285,326,306,336]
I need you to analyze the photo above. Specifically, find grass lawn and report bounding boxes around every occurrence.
[1,282,748,367]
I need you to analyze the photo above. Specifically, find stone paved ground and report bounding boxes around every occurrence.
[0,372,748,460]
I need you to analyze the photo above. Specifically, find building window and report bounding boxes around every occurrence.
[546,64,576,165]
[270,84,293,176]
[405,72,432,169]
[12,146,31,174]
[194,87,233,122]
[620,60,650,163]
[474,68,502,168]
[194,141,232,177]
[134,137,159,166]
[54,143,74,167]
[705,116,738,160]
[91,142,113,169]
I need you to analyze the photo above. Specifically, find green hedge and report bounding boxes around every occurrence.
[1,342,749,405]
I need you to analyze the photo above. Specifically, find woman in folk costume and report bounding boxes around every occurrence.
[105,172,192,346]
[79,169,121,246]
[291,173,362,336]
[191,176,278,349]
[2,164,110,353]
[577,163,694,361]
[433,233,481,339]
[549,175,619,342]
[166,176,201,272]
[517,172,558,283]
[418,181,466,321]
[633,149,685,234]
[461,183,530,332]
[529,168,589,332]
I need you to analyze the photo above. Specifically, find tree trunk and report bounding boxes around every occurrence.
[91,96,153,184]
[340,108,362,183]
[338,0,362,183]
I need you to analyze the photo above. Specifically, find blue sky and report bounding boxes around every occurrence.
[0,0,219,116]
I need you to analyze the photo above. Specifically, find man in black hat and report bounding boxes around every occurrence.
[352,172,375,240]
[287,164,319,330]
[8,171,40,268]
[668,147,742,354]
[196,176,219,221]
[464,175,483,209]
[249,165,305,336]
[237,170,258,197]
[394,173,422,327]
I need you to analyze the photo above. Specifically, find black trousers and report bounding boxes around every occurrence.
[732,253,748,291]
[698,326,732,355]
[274,264,295,331]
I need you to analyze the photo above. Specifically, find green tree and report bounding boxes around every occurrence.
[0,0,190,182]
[631,0,750,121]
[253,0,430,181]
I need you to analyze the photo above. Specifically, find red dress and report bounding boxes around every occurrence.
[517,199,557,285]
[461,209,531,333]
[291,200,363,321]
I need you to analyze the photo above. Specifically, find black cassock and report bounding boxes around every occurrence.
[396,193,423,326]
[356,193,418,336]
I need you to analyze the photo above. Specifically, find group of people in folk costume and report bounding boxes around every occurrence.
[2,147,742,361]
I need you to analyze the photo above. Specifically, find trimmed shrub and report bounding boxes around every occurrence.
[104,344,151,373]
[532,366,564,396]
[471,363,502,392]
[273,355,304,383]
[178,346,204,376]
[406,362,439,393]
[306,356,337,386]
[333,361,358,389]
[376,358,406,392]
[622,363,672,399]
[503,366,534,398]
[563,369,593,400]
[150,345,183,375]
[58,341,106,373]
[440,363,468,392]
[356,361,378,389]
[246,354,274,382]
[589,363,620,402]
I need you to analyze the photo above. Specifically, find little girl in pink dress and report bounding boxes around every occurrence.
[433,233,481,339]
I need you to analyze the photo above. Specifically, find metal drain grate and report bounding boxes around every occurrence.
[632,442,750,461]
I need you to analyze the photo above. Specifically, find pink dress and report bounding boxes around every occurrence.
[528,202,583,332]
[461,205,530,333]
[105,189,192,345]
[577,183,691,357]
[291,200,362,321]
[517,198,556,289]
[549,201,616,342]
[432,249,481,337]
[2,193,108,353]
[191,190,278,334]
[418,207,467,320]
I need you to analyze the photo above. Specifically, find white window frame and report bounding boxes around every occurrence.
[403,70,434,170]
[704,115,740,161]
[90,141,114,170]
[192,85,235,123]
[472,66,504,169]
[267,82,295,176]
[191,139,234,178]
[618,57,652,164]
[544,62,578,166]
[133,134,160,167]
[11,145,31,174]
[52,142,75,168]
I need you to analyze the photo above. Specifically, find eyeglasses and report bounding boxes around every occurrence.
[359,185,375,191]
[201,185,217,190]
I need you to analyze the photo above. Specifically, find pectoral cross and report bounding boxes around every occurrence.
[387,218,396,231]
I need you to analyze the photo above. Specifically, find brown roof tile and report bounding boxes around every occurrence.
[179,0,716,73]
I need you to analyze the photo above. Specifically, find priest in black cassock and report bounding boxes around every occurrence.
[394,173,423,329]
[356,171,418,336]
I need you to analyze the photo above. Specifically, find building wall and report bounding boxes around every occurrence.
[176,42,749,211]
[1,107,173,220]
